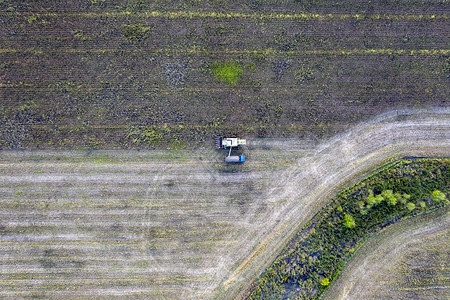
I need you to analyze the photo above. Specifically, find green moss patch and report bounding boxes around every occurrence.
[212,62,243,85]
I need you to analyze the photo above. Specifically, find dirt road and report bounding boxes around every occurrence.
[0,108,448,299]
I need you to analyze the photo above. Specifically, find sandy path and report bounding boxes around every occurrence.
[0,108,449,299]
[322,206,449,300]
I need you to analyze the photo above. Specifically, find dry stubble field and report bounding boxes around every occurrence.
[0,108,449,299]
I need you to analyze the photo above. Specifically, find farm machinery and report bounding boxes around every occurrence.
[215,137,246,163]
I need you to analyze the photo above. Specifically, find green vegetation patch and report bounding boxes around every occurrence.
[249,158,449,299]
[122,23,152,42]
[295,65,315,83]
[212,61,243,85]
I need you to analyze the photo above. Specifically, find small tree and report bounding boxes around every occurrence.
[321,278,330,287]
[343,213,356,228]
[366,192,377,208]
[431,190,446,202]
[365,190,384,210]
[374,194,384,205]
[400,193,410,204]
[406,202,416,211]
[382,190,397,206]
[357,201,365,212]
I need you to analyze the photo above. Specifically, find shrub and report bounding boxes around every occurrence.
[212,62,243,85]
[272,60,291,81]
[431,190,446,202]
[357,201,365,211]
[406,202,416,211]
[249,159,449,300]
[320,278,330,286]
[128,126,162,145]
[443,56,450,79]
[164,62,189,87]
[27,14,38,24]
[382,190,397,206]
[400,193,410,204]
[342,213,356,228]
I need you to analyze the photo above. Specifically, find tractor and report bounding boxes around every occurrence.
[215,137,246,163]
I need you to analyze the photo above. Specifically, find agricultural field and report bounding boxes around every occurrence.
[1,0,449,299]
[0,0,449,149]
[0,109,449,299]
[322,205,449,300]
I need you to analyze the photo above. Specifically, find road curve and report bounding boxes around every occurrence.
[216,108,450,300]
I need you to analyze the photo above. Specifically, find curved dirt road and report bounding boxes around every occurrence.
[0,108,449,299]
[322,206,449,300]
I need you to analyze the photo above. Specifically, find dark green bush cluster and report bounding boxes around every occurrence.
[249,158,449,299]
